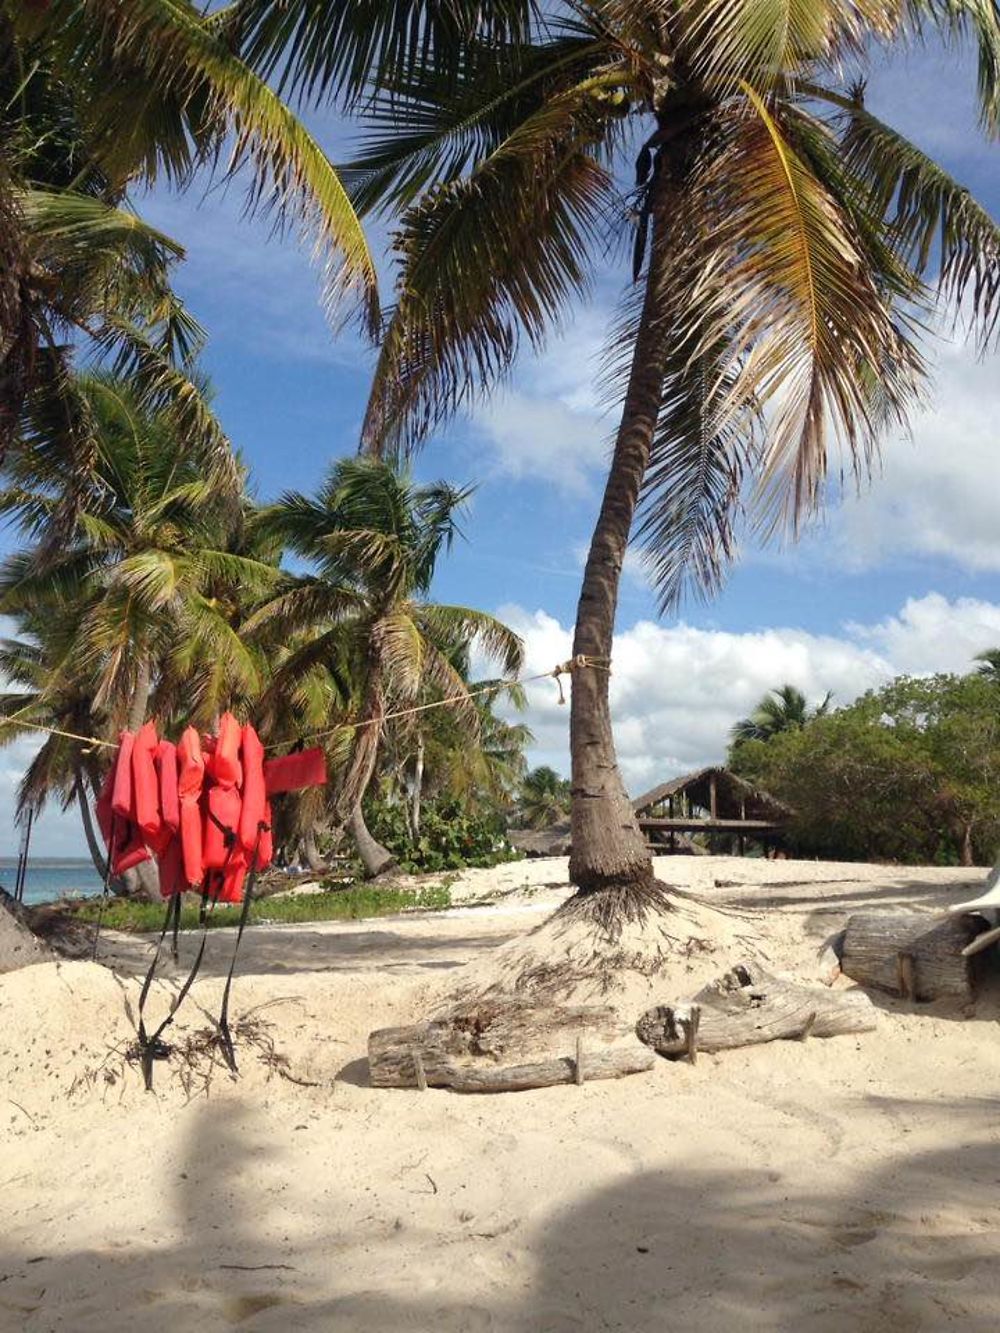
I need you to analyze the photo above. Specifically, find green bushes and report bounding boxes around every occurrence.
[364,796,521,873]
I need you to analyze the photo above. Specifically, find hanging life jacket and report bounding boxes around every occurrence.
[132,721,162,848]
[104,731,151,875]
[153,739,184,898]
[176,727,206,889]
[262,746,327,796]
[202,712,245,902]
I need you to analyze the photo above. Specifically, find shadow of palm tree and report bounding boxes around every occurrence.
[2,1092,1000,1331]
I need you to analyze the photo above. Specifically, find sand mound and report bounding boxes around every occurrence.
[0,895,54,974]
[434,891,779,1023]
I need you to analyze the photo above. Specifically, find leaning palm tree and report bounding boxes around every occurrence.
[332,1,1000,920]
[731,684,832,747]
[251,457,524,874]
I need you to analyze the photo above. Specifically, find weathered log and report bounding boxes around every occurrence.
[841,909,984,1002]
[368,999,655,1092]
[636,960,876,1056]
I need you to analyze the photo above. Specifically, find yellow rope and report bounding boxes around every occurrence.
[0,656,612,755]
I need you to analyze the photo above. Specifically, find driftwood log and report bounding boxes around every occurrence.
[840,909,985,1002]
[636,960,876,1056]
[368,999,655,1092]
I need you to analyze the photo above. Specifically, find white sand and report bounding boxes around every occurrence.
[2,855,999,1332]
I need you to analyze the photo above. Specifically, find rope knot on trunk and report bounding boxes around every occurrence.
[551,655,611,704]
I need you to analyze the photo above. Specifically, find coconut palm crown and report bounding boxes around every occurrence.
[250,458,524,850]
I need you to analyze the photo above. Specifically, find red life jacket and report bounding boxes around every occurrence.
[263,747,327,795]
[153,740,183,896]
[177,727,205,888]
[238,724,267,858]
[257,800,274,871]
[132,721,162,846]
[107,731,151,875]
[202,713,245,898]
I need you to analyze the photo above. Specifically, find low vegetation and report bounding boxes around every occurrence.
[69,882,454,934]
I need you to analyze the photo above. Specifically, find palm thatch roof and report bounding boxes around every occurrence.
[632,767,792,822]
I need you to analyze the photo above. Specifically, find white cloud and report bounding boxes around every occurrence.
[475,393,608,493]
[497,592,1000,794]
[828,343,1000,573]
[471,308,614,493]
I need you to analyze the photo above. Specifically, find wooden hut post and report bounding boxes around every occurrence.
[709,774,718,820]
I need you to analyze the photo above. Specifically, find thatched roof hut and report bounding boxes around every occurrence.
[633,766,791,854]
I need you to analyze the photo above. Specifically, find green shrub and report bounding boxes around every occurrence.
[365,796,522,873]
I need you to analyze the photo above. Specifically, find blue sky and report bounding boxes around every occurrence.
[3,34,1000,855]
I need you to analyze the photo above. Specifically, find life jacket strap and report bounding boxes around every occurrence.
[215,821,269,1074]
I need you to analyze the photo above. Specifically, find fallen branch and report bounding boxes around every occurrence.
[636,960,876,1056]
[840,910,984,1001]
[369,999,654,1092]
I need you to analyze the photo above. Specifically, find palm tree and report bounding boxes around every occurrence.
[2,1,379,452]
[974,649,1000,682]
[731,685,832,747]
[0,371,276,731]
[0,612,111,878]
[252,457,524,875]
[517,765,572,831]
[327,2,1000,918]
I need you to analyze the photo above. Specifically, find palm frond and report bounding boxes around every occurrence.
[690,90,925,532]
[225,0,537,108]
[827,90,1000,344]
[361,115,611,456]
[28,0,379,329]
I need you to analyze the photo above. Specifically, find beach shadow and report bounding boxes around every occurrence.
[97,924,520,984]
[3,1092,1000,1331]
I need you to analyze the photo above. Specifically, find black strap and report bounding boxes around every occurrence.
[135,826,237,1091]
[90,813,117,962]
[215,823,267,1074]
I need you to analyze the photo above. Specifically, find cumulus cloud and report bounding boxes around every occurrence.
[828,344,1000,573]
[497,592,1000,794]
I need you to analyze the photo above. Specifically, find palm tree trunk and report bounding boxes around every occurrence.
[411,731,425,837]
[303,826,327,874]
[568,166,675,910]
[126,655,151,732]
[73,770,108,880]
[348,804,395,878]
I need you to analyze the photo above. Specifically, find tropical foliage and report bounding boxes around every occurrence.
[731,670,1000,865]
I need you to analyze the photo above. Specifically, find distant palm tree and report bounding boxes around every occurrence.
[732,685,832,747]
[252,458,524,874]
[974,648,1000,682]
[0,612,110,878]
[517,766,573,831]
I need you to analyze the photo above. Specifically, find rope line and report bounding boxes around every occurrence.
[0,655,611,755]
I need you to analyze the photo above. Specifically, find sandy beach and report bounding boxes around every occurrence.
[2,855,999,1332]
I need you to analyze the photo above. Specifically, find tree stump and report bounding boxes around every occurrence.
[840,909,985,1002]
[368,999,655,1092]
[636,960,876,1056]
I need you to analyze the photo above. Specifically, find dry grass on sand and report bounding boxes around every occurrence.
[2,854,1000,1332]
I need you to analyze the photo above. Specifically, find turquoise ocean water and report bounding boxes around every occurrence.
[0,858,104,906]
